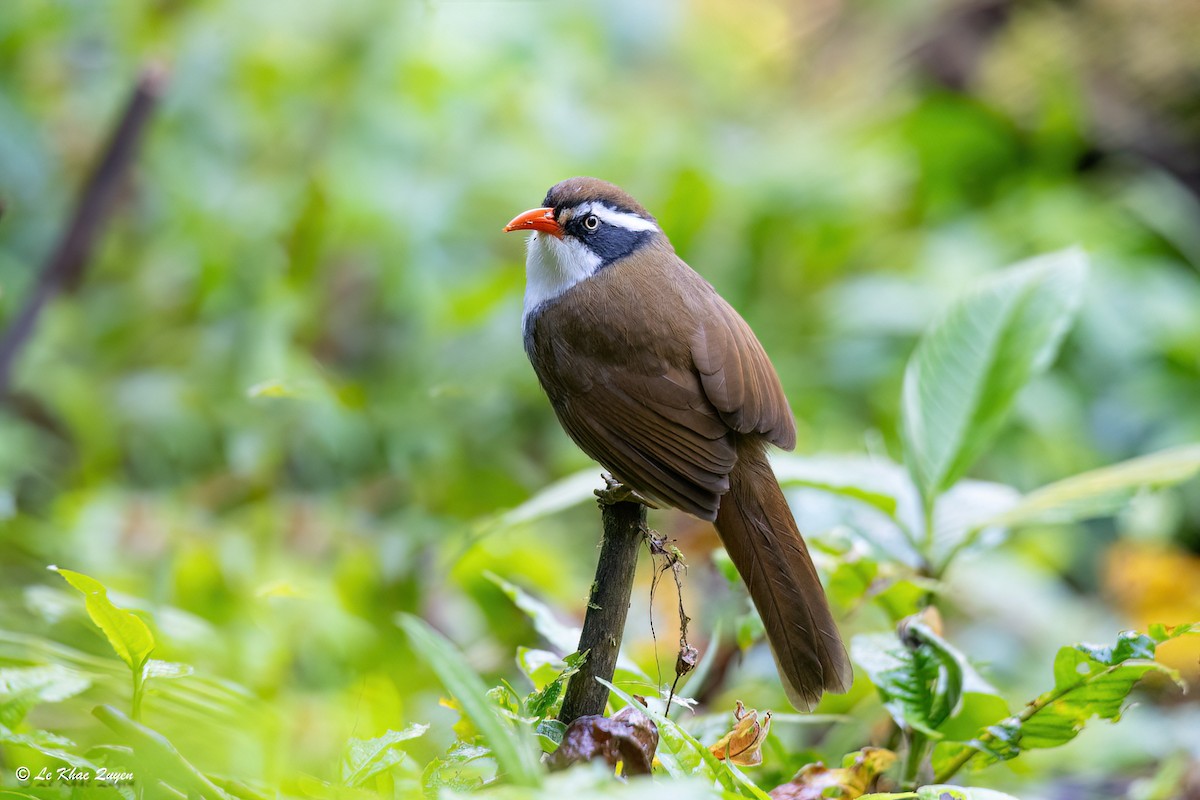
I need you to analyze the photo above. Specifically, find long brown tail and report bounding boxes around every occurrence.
[714,440,852,710]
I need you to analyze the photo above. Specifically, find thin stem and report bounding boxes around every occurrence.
[919,494,937,569]
[131,661,145,722]
[932,522,985,579]
[901,729,929,789]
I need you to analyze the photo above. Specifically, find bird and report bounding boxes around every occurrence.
[503,177,851,710]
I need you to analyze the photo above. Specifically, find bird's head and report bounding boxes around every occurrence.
[504,178,664,319]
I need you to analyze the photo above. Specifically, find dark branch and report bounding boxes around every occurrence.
[557,498,646,725]
[0,63,166,395]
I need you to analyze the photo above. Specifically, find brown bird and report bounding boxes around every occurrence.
[503,177,851,710]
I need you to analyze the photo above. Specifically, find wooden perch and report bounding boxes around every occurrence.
[557,498,646,725]
[0,64,166,395]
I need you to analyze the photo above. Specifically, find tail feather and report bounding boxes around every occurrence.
[714,441,852,710]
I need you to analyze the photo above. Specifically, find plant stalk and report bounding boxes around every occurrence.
[132,661,145,722]
[901,729,929,789]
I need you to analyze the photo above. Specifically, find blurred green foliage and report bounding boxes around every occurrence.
[2,0,1200,797]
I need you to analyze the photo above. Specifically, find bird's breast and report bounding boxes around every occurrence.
[523,256,705,393]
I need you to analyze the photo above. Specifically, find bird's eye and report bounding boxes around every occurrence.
[582,214,600,232]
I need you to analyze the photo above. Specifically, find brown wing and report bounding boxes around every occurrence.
[689,287,796,451]
[553,370,735,518]
[526,252,795,519]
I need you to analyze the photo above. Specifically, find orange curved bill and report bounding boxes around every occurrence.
[503,207,561,237]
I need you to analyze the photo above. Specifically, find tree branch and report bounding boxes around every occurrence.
[0,63,166,395]
[557,499,646,725]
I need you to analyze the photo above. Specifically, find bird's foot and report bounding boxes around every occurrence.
[595,473,659,509]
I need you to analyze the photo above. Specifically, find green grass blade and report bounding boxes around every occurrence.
[398,614,542,788]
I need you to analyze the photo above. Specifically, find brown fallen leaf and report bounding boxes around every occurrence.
[709,700,771,767]
[547,705,659,776]
[769,747,897,799]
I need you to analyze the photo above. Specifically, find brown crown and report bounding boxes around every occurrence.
[542,177,657,223]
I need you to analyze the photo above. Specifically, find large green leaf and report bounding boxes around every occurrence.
[398,614,542,788]
[934,444,1200,571]
[986,443,1200,528]
[902,249,1088,504]
[50,567,155,673]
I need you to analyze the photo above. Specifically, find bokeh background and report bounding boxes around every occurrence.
[2,0,1199,797]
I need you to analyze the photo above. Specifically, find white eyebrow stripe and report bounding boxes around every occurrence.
[579,202,658,233]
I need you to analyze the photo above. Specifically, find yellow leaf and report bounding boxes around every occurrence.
[769,747,897,799]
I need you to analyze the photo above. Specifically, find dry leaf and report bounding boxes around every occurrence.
[709,700,771,767]
[769,747,897,799]
[547,705,659,775]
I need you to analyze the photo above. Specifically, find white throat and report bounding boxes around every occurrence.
[522,232,602,325]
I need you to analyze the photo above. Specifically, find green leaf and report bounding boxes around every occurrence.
[50,567,155,672]
[933,691,1011,744]
[245,379,309,399]
[534,718,566,752]
[517,647,569,691]
[902,248,1088,504]
[398,614,542,788]
[1147,622,1197,643]
[0,665,91,727]
[929,480,1020,567]
[770,454,902,518]
[985,444,1200,528]
[933,626,1192,778]
[524,652,583,721]
[142,660,194,680]
[94,704,233,799]
[492,469,600,530]
[486,573,582,656]
[488,573,647,679]
[851,622,978,737]
[771,453,924,564]
[341,724,429,787]
[0,721,99,774]
[422,743,490,795]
